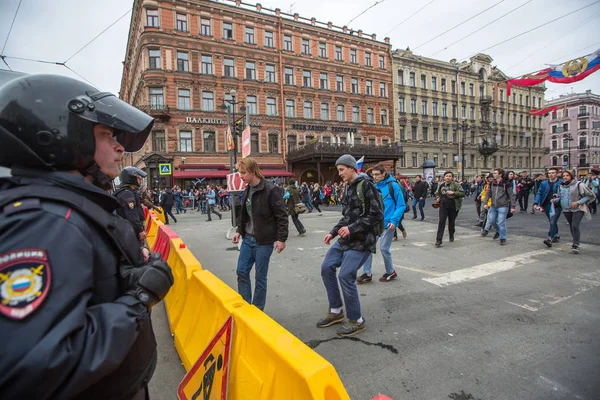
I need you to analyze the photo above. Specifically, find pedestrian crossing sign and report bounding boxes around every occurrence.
[159,163,172,175]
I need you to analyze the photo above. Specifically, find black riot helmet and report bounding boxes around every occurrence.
[120,166,147,188]
[0,74,154,187]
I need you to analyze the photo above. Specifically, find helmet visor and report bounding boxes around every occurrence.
[82,92,154,152]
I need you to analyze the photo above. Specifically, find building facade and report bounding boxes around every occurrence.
[119,0,396,188]
[544,90,600,178]
[391,49,546,180]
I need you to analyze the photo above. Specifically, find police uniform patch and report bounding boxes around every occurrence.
[128,201,135,209]
[0,249,51,320]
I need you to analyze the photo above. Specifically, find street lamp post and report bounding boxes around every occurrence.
[525,131,533,176]
[565,133,574,171]
[457,119,469,182]
[220,89,246,173]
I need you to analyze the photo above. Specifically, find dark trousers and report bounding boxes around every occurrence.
[164,206,177,224]
[475,199,482,218]
[563,211,584,245]
[206,204,222,220]
[436,206,458,242]
[291,214,305,233]
[518,191,530,211]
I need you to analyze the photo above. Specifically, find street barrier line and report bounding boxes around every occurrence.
[423,249,556,287]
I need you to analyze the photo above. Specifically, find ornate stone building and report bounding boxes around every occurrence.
[391,49,546,180]
[544,90,600,178]
[119,0,397,187]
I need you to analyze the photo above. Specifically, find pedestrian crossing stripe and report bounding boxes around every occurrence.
[159,163,172,175]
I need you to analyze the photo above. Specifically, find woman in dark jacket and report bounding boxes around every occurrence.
[311,183,323,215]
[285,179,306,235]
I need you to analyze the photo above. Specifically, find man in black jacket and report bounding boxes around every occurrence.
[517,170,534,213]
[160,187,177,224]
[411,174,428,220]
[0,74,173,399]
[317,155,383,337]
[114,166,147,244]
[232,157,288,311]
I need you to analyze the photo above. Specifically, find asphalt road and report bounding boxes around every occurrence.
[150,200,600,400]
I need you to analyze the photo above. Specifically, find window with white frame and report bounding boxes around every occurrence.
[202,91,214,111]
[285,67,294,85]
[284,35,292,51]
[398,96,405,113]
[264,31,274,47]
[203,131,215,152]
[367,108,374,124]
[246,96,257,115]
[149,87,163,108]
[245,61,256,80]
[302,70,312,87]
[146,9,159,27]
[379,83,386,97]
[223,22,233,39]
[321,103,329,120]
[285,99,295,117]
[178,89,190,110]
[352,106,360,122]
[148,49,161,69]
[320,73,328,89]
[180,131,192,152]
[380,109,387,125]
[302,39,310,54]
[200,18,211,36]
[350,49,357,63]
[365,52,372,66]
[266,97,277,116]
[337,105,345,121]
[201,55,212,74]
[366,80,373,95]
[245,27,255,44]
[336,75,344,91]
[265,64,276,82]
[176,13,187,31]
[304,101,313,118]
[319,42,327,57]
[351,78,358,94]
[223,58,234,77]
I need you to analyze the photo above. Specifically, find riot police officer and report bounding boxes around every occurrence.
[115,166,148,242]
[0,74,174,399]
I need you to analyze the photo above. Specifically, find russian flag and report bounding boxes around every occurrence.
[356,156,365,173]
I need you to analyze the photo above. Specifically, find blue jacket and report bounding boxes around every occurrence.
[206,189,216,205]
[534,179,562,206]
[376,174,406,228]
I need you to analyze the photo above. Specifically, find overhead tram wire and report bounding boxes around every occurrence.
[503,10,600,73]
[64,8,132,64]
[412,0,508,52]
[347,0,386,26]
[460,0,600,61]
[430,0,534,57]
[0,56,12,71]
[1,0,23,56]
[307,0,386,54]
[383,0,436,37]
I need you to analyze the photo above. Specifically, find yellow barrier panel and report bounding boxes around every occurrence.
[174,270,246,369]
[173,270,350,400]
[228,303,348,400]
[153,206,166,224]
[146,214,162,249]
[163,238,202,334]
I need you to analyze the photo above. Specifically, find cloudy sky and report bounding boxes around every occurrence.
[1,0,599,100]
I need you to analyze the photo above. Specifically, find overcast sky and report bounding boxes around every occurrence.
[1,0,599,101]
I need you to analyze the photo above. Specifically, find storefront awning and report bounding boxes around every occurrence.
[173,170,229,179]
[173,170,295,179]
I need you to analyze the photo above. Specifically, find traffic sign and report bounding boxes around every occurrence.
[562,162,568,167]
[178,316,233,400]
[159,163,172,175]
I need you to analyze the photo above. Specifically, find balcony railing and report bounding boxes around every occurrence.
[287,141,403,163]
[137,105,171,119]
[578,112,589,117]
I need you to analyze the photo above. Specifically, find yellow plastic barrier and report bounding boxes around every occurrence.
[146,221,350,399]
[146,214,162,249]
[163,238,202,334]
[153,206,166,223]
[171,269,349,400]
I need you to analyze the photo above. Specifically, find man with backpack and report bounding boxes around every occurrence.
[481,168,516,245]
[357,165,405,283]
[317,155,383,337]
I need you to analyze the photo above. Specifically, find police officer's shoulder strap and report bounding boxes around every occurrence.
[0,185,142,266]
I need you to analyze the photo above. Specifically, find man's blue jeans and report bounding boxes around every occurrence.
[412,198,425,219]
[544,205,561,239]
[362,228,395,275]
[485,206,509,240]
[236,235,274,311]
[321,240,371,321]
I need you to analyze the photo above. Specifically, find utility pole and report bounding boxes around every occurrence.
[220,89,246,172]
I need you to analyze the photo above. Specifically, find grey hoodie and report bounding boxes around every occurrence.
[482,179,516,209]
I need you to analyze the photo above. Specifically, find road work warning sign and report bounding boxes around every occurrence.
[178,316,233,400]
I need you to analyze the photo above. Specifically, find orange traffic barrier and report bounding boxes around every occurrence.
[153,224,179,261]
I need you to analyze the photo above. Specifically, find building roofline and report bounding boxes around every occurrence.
[204,0,390,46]
[545,91,600,105]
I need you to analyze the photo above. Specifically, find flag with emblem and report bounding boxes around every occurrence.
[507,48,600,95]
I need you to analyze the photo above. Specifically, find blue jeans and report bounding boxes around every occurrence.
[321,240,371,321]
[412,198,425,218]
[362,228,395,275]
[544,205,561,239]
[485,206,509,240]
[236,235,274,311]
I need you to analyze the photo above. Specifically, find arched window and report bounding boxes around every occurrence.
[552,156,558,166]
[563,154,569,164]
[579,154,587,165]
